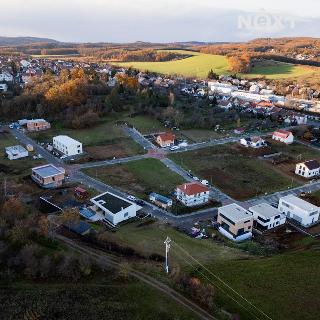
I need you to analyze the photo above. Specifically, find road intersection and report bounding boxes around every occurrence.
[10,125,320,228]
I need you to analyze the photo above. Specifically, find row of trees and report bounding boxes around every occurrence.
[227,53,252,73]
[78,48,189,62]
[0,198,98,281]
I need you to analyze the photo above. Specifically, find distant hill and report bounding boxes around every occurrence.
[0,36,59,46]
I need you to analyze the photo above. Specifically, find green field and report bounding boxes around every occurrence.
[210,246,320,320]
[113,50,317,79]
[113,50,229,78]
[169,144,299,200]
[83,158,185,199]
[28,116,144,161]
[248,59,316,79]
[1,278,197,320]
[100,218,320,320]
[122,115,166,134]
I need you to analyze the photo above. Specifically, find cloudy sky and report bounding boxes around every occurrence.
[1,0,320,42]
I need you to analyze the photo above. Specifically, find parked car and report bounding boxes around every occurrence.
[170,146,180,151]
[127,195,137,202]
[135,199,144,206]
[193,176,200,181]
[201,180,209,186]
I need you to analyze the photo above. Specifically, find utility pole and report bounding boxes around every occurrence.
[164,237,171,274]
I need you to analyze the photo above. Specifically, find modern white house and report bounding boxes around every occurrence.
[5,145,28,160]
[240,136,265,148]
[217,203,253,241]
[272,129,294,144]
[53,135,83,157]
[248,203,286,231]
[278,195,319,227]
[295,160,320,178]
[176,183,210,207]
[90,192,141,226]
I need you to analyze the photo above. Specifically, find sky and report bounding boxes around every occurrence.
[1,0,320,43]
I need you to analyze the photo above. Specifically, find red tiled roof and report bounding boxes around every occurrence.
[177,183,209,196]
[257,101,273,108]
[157,132,175,142]
[273,129,292,139]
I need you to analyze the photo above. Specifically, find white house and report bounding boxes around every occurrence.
[248,203,286,231]
[249,84,260,93]
[0,84,8,92]
[176,183,210,207]
[272,129,294,144]
[53,135,83,156]
[90,192,141,226]
[0,71,13,82]
[208,82,237,95]
[240,136,265,148]
[278,195,319,227]
[295,160,320,178]
[5,145,28,160]
[217,203,253,241]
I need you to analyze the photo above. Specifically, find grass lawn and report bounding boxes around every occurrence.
[122,115,166,134]
[113,50,229,78]
[207,247,320,320]
[0,133,45,181]
[247,59,316,79]
[83,158,185,199]
[261,140,320,183]
[169,144,299,200]
[108,219,249,265]
[28,116,144,160]
[113,50,317,80]
[103,217,320,320]
[179,129,227,143]
[269,140,320,161]
[0,279,198,320]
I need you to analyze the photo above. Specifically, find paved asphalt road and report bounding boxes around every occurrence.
[77,154,148,169]
[10,126,320,229]
[73,171,217,228]
[10,128,62,166]
[122,126,156,151]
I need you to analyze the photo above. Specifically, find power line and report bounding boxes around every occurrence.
[171,240,273,320]
[171,248,263,320]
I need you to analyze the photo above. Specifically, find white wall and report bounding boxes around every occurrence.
[278,199,319,227]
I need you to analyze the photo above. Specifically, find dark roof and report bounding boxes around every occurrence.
[304,160,320,170]
[91,192,132,214]
[66,221,91,235]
